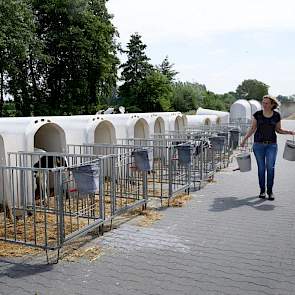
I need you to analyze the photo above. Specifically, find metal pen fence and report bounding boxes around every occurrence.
[68,136,214,205]
[153,131,230,174]
[0,150,148,262]
[117,138,192,199]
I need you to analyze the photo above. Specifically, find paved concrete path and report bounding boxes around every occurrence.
[1,121,295,295]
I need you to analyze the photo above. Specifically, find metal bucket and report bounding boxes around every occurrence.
[236,152,251,172]
[283,138,295,161]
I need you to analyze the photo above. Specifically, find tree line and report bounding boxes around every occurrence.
[0,0,274,117]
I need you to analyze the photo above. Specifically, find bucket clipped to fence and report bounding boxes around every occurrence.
[229,128,240,149]
[133,149,152,171]
[177,143,192,166]
[236,152,251,172]
[209,136,225,150]
[71,161,100,195]
[283,136,295,161]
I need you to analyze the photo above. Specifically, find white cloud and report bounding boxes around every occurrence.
[107,0,295,95]
[107,0,295,42]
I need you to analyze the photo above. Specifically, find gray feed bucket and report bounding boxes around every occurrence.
[236,152,251,172]
[71,162,100,195]
[283,139,295,161]
[217,132,229,142]
[177,144,192,166]
[133,149,152,171]
[210,136,225,150]
[229,128,240,149]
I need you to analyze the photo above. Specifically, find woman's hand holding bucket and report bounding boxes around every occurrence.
[240,139,246,148]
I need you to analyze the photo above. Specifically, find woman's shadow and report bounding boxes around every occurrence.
[209,196,275,212]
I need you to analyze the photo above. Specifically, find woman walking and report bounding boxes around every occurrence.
[240,95,295,200]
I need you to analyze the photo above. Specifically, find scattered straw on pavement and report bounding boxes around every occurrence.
[163,194,192,207]
[62,243,103,262]
[136,209,163,227]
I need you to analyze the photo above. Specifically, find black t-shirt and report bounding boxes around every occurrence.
[253,110,281,143]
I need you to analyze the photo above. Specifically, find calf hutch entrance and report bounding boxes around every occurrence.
[175,116,185,131]
[34,123,66,153]
[94,121,116,144]
[154,117,165,134]
[134,118,149,139]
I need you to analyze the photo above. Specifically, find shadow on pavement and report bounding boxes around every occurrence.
[0,258,54,279]
[209,196,275,212]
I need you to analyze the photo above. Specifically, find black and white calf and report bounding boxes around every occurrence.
[32,151,68,204]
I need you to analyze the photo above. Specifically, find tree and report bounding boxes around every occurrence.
[221,92,236,111]
[236,79,269,101]
[0,0,36,116]
[31,0,119,115]
[136,70,172,112]
[157,56,178,82]
[171,82,206,112]
[0,0,119,116]
[119,33,154,109]
[201,92,225,111]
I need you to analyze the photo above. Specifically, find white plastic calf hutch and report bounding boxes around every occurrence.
[0,134,8,208]
[133,113,166,136]
[87,116,117,144]
[0,134,6,166]
[0,117,66,156]
[107,114,150,139]
[100,113,150,140]
[248,99,261,115]
[50,114,124,145]
[0,117,66,209]
[230,99,252,123]
[186,114,217,128]
[196,107,229,124]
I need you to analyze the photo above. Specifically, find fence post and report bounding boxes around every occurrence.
[56,169,65,248]
[111,155,116,216]
[99,159,105,234]
[142,171,148,210]
[168,146,173,200]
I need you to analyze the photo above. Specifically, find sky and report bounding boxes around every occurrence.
[106,0,295,96]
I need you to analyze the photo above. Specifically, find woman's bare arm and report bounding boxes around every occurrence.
[275,121,295,135]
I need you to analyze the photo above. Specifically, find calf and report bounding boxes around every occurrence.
[33,155,68,205]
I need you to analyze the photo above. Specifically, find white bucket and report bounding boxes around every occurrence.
[283,139,295,161]
[236,152,251,172]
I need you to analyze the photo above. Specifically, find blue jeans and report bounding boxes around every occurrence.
[252,143,278,193]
